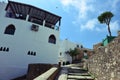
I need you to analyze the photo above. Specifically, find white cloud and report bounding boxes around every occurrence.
[60,0,120,32]
[80,19,97,31]
[110,21,120,31]
[60,0,73,6]
[60,0,94,19]
[95,27,105,32]
[80,19,120,32]
[112,0,120,9]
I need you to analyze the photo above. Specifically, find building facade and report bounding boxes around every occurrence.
[0,1,83,80]
[0,1,61,80]
[58,39,83,65]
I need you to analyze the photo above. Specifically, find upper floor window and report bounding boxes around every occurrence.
[4,24,16,35]
[76,45,79,48]
[48,35,56,44]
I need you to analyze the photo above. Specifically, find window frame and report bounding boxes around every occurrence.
[48,34,56,44]
[4,24,16,35]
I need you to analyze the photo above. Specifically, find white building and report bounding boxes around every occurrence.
[0,1,61,80]
[0,1,83,80]
[58,39,83,65]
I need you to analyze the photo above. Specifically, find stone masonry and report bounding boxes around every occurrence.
[87,31,120,80]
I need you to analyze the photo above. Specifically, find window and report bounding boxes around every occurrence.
[3,47,6,51]
[27,51,36,56]
[0,47,3,51]
[33,52,36,56]
[77,45,79,48]
[6,48,9,52]
[81,45,83,48]
[48,35,56,44]
[60,52,62,56]
[28,51,30,55]
[0,47,9,52]
[4,24,16,35]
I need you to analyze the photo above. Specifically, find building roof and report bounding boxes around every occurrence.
[6,1,61,26]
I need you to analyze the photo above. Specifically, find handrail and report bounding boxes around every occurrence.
[33,67,57,80]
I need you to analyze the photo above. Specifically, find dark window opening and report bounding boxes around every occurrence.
[0,47,9,52]
[28,51,30,55]
[77,45,79,48]
[48,35,56,44]
[31,24,39,32]
[33,52,36,56]
[31,51,33,55]
[6,48,9,52]
[0,47,3,51]
[60,52,62,56]
[4,24,16,35]
[81,45,83,48]
[27,51,36,56]
[3,47,6,51]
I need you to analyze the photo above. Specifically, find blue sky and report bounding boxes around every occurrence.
[1,0,120,49]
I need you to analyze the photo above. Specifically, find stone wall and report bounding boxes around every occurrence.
[87,33,120,80]
[75,48,94,60]
[93,42,102,51]
[26,64,53,80]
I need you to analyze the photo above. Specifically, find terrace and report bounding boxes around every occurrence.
[5,1,61,30]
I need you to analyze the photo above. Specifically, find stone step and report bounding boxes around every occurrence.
[58,74,67,80]
[67,68,94,80]
[67,75,94,80]
[68,73,91,76]
[68,79,94,80]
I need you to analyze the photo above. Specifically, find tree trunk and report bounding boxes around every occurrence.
[108,24,112,36]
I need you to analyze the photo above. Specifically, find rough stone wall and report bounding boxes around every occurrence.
[87,34,120,80]
[26,64,53,80]
[75,48,94,60]
[93,42,103,51]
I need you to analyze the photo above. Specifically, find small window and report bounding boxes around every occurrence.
[0,47,3,51]
[0,47,9,52]
[81,45,83,48]
[60,52,62,56]
[77,45,79,48]
[28,51,30,55]
[4,24,16,35]
[3,47,6,51]
[33,52,36,56]
[31,51,33,55]
[6,48,9,52]
[27,51,36,56]
[48,34,56,44]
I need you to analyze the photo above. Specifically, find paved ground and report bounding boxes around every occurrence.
[57,64,94,80]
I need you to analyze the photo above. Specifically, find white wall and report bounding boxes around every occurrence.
[0,2,83,79]
[58,39,82,65]
[0,1,7,17]
[0,2,60,80]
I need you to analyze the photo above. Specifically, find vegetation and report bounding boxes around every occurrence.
[98,11,114,36]
[68,48,79,62]
[84,50,88,59]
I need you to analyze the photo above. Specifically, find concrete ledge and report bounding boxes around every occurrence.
[68,75,94,79]
[34,67,57,80]
[58,74,67,80]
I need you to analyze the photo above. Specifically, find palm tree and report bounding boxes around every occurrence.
[98,11,114,36]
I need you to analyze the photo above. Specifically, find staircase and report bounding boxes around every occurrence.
[67,68,94,80]
[57,64,94,80]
